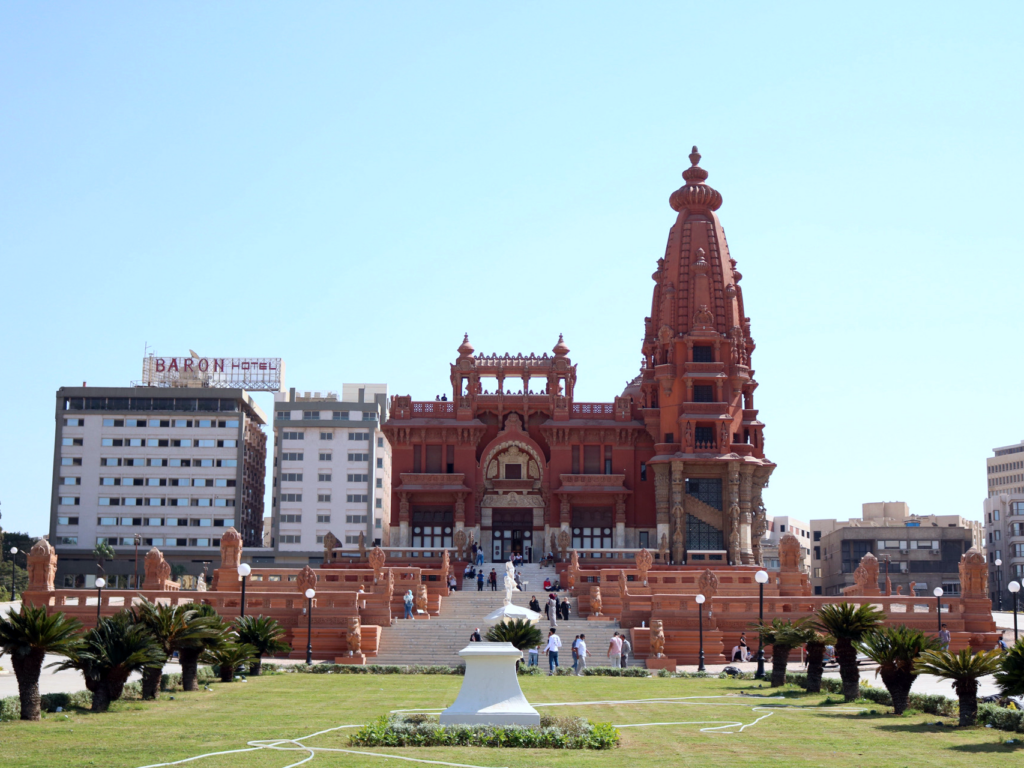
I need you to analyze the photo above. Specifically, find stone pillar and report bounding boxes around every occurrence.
[398,493,411,547]
[670,460,686,561]
[738,465,754,564]
[727,463,741,564]
[614,495,626,549]
[653,463,670,555]
[454,493,466,529]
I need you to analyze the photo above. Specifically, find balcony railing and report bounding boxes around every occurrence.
[571,402,615,417]
[411,401,456,415]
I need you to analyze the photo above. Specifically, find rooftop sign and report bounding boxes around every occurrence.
[141,356,285,391]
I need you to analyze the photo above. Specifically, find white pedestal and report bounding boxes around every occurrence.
[439,642,540,726]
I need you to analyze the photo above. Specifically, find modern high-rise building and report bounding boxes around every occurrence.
[50,386,267,588]
[983,439,1024,608]
[268,384,391,566]
[760,515,811,572]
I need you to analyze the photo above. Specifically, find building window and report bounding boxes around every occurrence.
[280,514,302,523]
[62,438,83,446]
[349,432,370,441]
[685,478,723,510]
[347,494,368,503]
[60,497,80,506]
[317,514,331,523]
[375,498,383,508]
[346,515,368,524]
[319,452,331,461]
[282,452,303,461]
[692,385,714,403]
[347,473,368,482]
[345,535,360,544]
[320,432,333,440]
[376,478,383,488]
[638,531,649,548]
[282,431,303,440]
[348,453,369,462]
[814,546,821,560]
[318,473,332,482]
[378,437,384,448]
[280,493,302,502]
[303,411,319,420]
[686,514,724,550]
[813,530,821,541]
[377,458,383,469]
[692,345,714,363]
[640,462,647,481]
[281,473,303,482]
[318,494,331,502]
[62,457,83,466]
[280,534,301,544]
[694,426,715,448]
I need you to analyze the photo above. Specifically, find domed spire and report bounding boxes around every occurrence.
[457,333,475,358]
[669,145,723,213]
[552,333,570,357]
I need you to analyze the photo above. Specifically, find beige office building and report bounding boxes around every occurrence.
[983,439,1024,608]
[760,515,812,572]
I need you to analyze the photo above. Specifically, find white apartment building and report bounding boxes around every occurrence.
[50,387,268,588]
[761,515,812,571]
[269,384,391,566]
[983,440,1024,607]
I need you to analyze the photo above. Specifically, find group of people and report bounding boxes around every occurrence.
[542,576,561,592]
[529,628,631,675]
[529,593,571,624]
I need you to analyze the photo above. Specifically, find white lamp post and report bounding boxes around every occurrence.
[304,588,316,664]
[754,570,769,678]
[695,593,707,672]
[933,586,944,639]
[94,577,106,623]
[237,563,251,618]
[1008,581,1020,642]
[995,559,1003,611]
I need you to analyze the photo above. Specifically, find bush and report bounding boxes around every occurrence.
[349,714,619,749]
[978,703,1024,733]
[290,663,466,675]
[518,665,542,676]
[161,666,216,691]
[581,666,650,677]
[784,673,958,717]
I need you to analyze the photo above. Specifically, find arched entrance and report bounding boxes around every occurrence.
[491,508,533,562]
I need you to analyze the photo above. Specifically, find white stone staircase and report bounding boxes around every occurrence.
[372,564,640,667]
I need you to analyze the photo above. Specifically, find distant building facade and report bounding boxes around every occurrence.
[810,502,984,597]
[269,385,391,565]
[50,386,267,588]
[983,440,1024,608]
[761,515,811,572]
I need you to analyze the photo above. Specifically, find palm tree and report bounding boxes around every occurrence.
[53,611,165,712]
[132,601,224,699]
[178,603,229,691]
[916,648,1001,726]
[0,606,83,721]
[235,615,291,675]
[756,618,815,688]
[804,630,833,693]
[856,625,940,714]
[814,602,886,701]
[486,618,542,670]
[203,642,258,682]
[994,637,1024,697]
[93,542,115,576]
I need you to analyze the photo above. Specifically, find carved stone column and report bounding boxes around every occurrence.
[727,462,741,564]
[670,460,686,562]
[738,465,754,564]
[653,463,670,550]
[614,495,627,549]
[398,492,411,547]
[559,496,571,532]
[454,492,466,529]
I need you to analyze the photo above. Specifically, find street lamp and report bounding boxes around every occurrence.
[754,570,769,679]
[237,563,251,618]
[304,588,316,665]
[133,534,143,589]
[695,593,706,672]
[9,547,19,601]
[933,586,944,638]
[95,577,106,623]
[995,559,1003,611]
[1009,581,1020,642]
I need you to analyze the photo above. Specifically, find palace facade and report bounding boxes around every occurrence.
[383,148,774,564]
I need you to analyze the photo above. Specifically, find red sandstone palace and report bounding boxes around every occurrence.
[384,148,774,566]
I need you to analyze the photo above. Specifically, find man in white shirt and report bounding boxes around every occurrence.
[575,634,588,676]
[544,628,562,674]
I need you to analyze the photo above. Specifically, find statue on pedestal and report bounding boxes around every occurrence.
[590,585,603,616]
[650,619,666,658]
[346,616,362,656]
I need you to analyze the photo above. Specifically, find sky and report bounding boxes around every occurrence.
[1,2,1022,537]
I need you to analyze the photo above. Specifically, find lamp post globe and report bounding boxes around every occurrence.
[754,570,769,678]
[237,563,251,618]
[933,587,944,637]
[1009,580,1021,642]
[94,577,106,623]
[304,589,316,665]
[695,593,707,672]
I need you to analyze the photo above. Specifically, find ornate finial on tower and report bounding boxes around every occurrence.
[458,333,475,358]
[552,333,570,356]
[671,144,722,212]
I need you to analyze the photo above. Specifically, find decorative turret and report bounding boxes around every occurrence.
[669,146,723,213]
[457,333,475,359]
[552,333,569,357]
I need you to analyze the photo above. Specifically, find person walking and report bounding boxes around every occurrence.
[469,627,482,642]
[544,628,562,674]
[575,634,588,676]
[528,643,539,667]
[477,550,485,566]
[560,596,571,621]
[546,594,559,628]
[489,569,498,591]
[403,589,414,619]
[477,570,485,592]
[939,623,951,649]
[529,595,541,613]
[620,632,632,669]
[571,634,581,673]
[608,632,623,666]
[448,573,458,592]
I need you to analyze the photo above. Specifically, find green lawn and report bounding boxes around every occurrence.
[1,674,1020,768]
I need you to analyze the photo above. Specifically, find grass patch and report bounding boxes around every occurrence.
[0,674,1018,767]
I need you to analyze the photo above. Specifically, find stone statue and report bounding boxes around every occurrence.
[549,531,559,559]
[895,585,903,596]
[729,528,741,564]
[650,619,666,658]
[414,584,428,614]
[959,547,988,599]
[698,568,719,599]
[672,525,684,565]
[322,531,338,563]
[297,565,317,594]
[196,573,207,592]
[618,569,629,600]
[453,529,467,561]
[346,616,362,656]
[143,547,170,590]
[557,529,571,561]
[219,527,242,571]
[908,581,917,597]
[368,546,386,584]
[358,532,366,561]
[844,552,880,596]
[26,538,57,591]
[778,533,801,572]
[634,548,653,586]
[658,532,669,563]
[590,585,603,616]
[442,549,452,582]
[566,550,580,590]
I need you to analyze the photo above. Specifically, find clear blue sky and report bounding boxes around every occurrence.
[2,2,1022,536]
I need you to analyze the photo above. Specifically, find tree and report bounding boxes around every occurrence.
[132,601,224,699]
[93,542,115,577]
[178,604,229,691]
[915,648,1002,726]
[235,615,291,675]
[856,625,940,714]
[203,642,258,682]
[994,637,1024,698]
[485,618,542,670]
[0,561,29,600]
[0,605,83,721]
[804,630,834,693]
[814,602,886,701]
[756,617,815,688]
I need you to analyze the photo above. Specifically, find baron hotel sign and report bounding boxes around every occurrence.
[142,356,285,391]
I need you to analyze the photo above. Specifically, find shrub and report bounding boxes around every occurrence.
[348,714,619,749]
[581,666,650,677]
[978,702,1024,733]
[160,666,216,691]
[784,673,957,716]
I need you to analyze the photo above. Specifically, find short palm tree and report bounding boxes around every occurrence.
[814,602,886,701]
[0,606,83,721]
[132,601,224,699]
[915,648,1001,726]
[856,625,940,714]
[54,611,165,712]
[235,615,291,675]
[994,637,1024,697]
[203,642,259,682]
[178,604,230,691]
[804,630,834,693]
[485,618,543,669]
[755,617,815,687]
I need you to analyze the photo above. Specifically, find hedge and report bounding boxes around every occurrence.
[160,666,217,691]
[977,703,1024,733]
[785,673,958,717]
[1,682,144,721]
[581,666,650,677]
